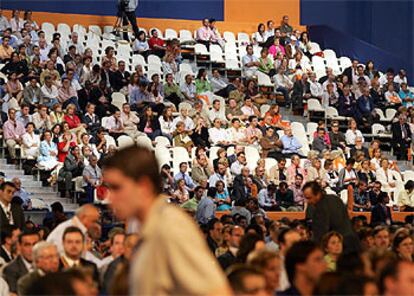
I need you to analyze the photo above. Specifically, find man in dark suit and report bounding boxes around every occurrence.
[371,193,393,226]
[112,60,131,92]
[342,59,359,83]
[291,73,311,113]
[0,181,24,229]
[17,241,60,295]
[3,230,40,294]
[218,226,244,270]
[59,226,99,284]
[303,181,360,254]
[0,225,20,263]
[355,87,375,126]
[205,218,223,254]
[392,115,412,160]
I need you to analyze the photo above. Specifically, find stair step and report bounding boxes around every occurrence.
[2,169,25,176]
[0,164,19,170]
[63,204,79,211]
[25,186,56,193]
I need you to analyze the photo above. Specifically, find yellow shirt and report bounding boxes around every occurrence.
[130,197,228,295]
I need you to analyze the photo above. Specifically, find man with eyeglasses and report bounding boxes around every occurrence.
[17,241,60,295]
[47,204,100,254]
[328,120,346,151]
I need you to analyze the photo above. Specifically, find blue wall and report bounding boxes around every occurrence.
[301,0,414,80]
[2,0,224,21]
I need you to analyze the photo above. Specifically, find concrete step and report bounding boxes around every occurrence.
[38,198,73,204]
[20,180,43,187]
[0,164,19,170]
[25,186,56,193]
[31,192,60,199]
[2,169,25,176]
[63,204,79,211]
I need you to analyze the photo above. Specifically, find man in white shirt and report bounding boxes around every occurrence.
[309,72,323,99]
[180,74,197,102]
[230,152,247,175]
[38,38,50,63]
[242,45,259,78]
[208,99,227,124]
[227,118,247,144]
[121,103,143,139]
[394,69,408,86]
[352,65,370,87]
[47,204,100,254]
[172,107,194,132]
[210,69,228,93]
[209,118,230,146]
[240,97,260,117]
[67,32,84,55]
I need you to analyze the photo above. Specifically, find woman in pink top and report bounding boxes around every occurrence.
[269,38,285,59]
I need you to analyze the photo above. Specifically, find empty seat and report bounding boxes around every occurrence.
[136,136,154,150]
[155,146,172,168]
[260,104,271,117]
[147,54,162,66]
[89,25,102,36]
[111,92,126,110]
[155,136,171,147]
[57,23,71,38]
[179,30,194,43]
[132,54,147,67]
[117,135,135,149]
[309,42,321,54]
[307,99,325,112]
[165,28,178,40]
[237,32,250,45]
[312,56,325,72]
[223,31,236,44]
[339,57,352,69]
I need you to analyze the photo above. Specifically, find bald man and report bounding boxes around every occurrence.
[47,204,100,253]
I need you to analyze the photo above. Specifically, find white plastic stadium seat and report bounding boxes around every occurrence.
[237,33,250,45]
[179,30,194,43]
[264,158,277,176]
[385,109,397,121]
[117,135,135,149]
[111,92,126,110]
[312,56,325,72]
[179,63,193,73]
[309,42,321,54]
[165,28,178,40]
[136,136,154,150]
[132,54,147,67]
[339,57,352,69]
[155,146,172,169]
[257,72,273,87]
[172,147,190,174]
[147,54,162,66]
[104,135,117,147]
[307,99,325,112]
[223,31,236,44]
[260,104,271,117]
[155,136,171,147]
[89,25,102,36]
[326,106,348,121]
[57,23,71,38]
[245,146,260,171]
[306,122,318,137]
[323,49,337,60]
[31,198,51,211]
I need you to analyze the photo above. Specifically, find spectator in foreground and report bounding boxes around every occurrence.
[101,146,231,295]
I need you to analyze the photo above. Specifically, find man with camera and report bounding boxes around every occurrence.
[117,0,140,41]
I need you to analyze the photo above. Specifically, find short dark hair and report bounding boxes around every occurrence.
[207,218,220,231]
[379,260,405,294]
[102,146,162,195]
[302,181,322,195]
[0,181,16,191]
[62,226,85,242]
[1,225,19,244]
[51,201,64,213]
[18,229,39,244]
[285,240,320,284]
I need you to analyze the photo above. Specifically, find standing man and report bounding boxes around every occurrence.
[303,181,360,253]
[0,182,24,229]
[102,146,231,295]
[118,0,140,41]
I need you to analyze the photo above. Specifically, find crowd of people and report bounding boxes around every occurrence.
[0,8,413,296]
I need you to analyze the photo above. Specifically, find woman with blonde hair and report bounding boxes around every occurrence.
[63,103,87,143]
[247,249,281,296]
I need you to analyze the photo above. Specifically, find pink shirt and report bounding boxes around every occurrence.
[196,26,212,41]
[269,44,286,58]
[3,120,25,140]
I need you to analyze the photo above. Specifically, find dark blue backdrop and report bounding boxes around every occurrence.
[1,0,224,21]
[301,0,414,81]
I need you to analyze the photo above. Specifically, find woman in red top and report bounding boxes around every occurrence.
[264,104,286,129]
[63,103,86,143]
[57,131,77,162]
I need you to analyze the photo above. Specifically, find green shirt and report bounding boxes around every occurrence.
[164,82,183,98]
[195,79,213,94]
[181,198,199,212]
[258,57,274,74]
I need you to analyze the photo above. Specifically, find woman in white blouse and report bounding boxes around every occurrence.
[253,23,266,45]
[376,158,401,196]
[159,106,175,141]
[133,31,150,57]
[10,10,24,33]
[345,118,364,145]
[22,123,40,159]
[370,148,383,170]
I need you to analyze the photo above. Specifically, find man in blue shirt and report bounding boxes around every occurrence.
[174,162,195,192]
[280,127,303,157]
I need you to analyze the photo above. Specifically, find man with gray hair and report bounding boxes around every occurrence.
[17,241,59,295]
[47,204,100,253]
[83,155,103,203]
